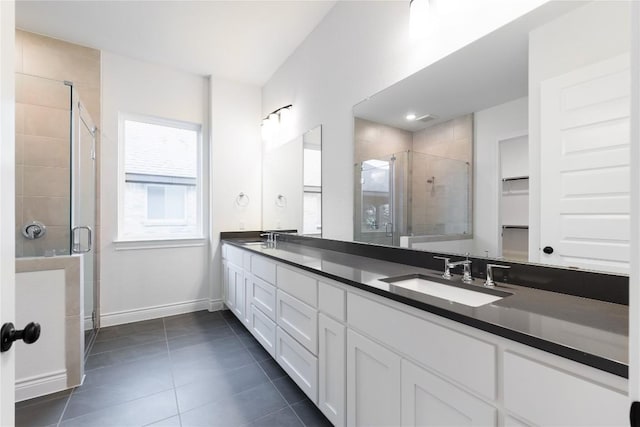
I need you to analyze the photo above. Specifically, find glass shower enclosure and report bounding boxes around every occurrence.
[15,73,98,353]
[354,150,470,246]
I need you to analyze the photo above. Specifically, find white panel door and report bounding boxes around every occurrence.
[401,359,496,427]
[347,330,401,427]
[540,54,630,273]
[0,1,15,423]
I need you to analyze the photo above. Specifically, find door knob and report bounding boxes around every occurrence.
[543,246,554,254]
[1,322,41,352]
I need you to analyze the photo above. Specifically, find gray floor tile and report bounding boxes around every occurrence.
[167,327,235,351]
[16,389,72,409]
[171,347,256,387]
[290,399,332,427]
[244,340,273,362]
[258,358,287,380]
[244,407,304,427]
[164,317,229,339]
[90,329,167,355]
[61,389,178,427]
[272,376,307,404]
[144,415,181,427]
[180,382,287,427]
[15,396,69,427]
[168,336,245,363]
[96,319,164,342]
[85,340,169,371]
[175,362,269,412]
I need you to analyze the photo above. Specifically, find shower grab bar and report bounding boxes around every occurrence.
[72,226,93,254]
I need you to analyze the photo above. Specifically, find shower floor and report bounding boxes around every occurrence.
[15,310,330,427]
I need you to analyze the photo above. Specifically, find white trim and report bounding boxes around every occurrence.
[15,370,67,402]
[100,298,210,327]
[113,238,207,251]
[84,316,93,331]
[209,298,224,312]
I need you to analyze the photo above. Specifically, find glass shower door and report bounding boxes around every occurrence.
[356,156,395,245]
[71,93,97,343]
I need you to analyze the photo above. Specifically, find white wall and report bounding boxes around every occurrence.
[209,77,262,304]
[100,52,212,325]
[262,0,551,241]
[473,97,528,259]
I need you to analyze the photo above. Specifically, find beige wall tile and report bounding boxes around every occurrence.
[23,196,70,227]
[21,225,70,257]
[16,133,24,165]
[75,84,101,125]
[23,104,70,139]
[16,196,23,229]
[15,104,25,134]
[23,166,70,197]
[23,135,70,168]
[65,315,82,388]
[15,30,23,73]
[16,73,70,110]
[15,164,23,196]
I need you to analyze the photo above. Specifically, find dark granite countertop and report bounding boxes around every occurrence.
[222,238,629,378]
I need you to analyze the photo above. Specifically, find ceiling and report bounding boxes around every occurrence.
[353,1,585,132]
[15,0,336,85]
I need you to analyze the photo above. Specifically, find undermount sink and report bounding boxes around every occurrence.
[380,274,511,307]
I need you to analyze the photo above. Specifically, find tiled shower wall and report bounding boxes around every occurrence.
[411,114,473,235]
[15,30,101,314]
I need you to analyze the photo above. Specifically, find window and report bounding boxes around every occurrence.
[119,114,202,240]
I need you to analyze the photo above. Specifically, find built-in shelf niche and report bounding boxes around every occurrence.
[499,134,529,262]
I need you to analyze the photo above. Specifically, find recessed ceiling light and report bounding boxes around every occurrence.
[406,113,416,121]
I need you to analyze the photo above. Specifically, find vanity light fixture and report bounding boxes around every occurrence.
[406,113,417,121]
[409,0,429,40]
[261,104,293,141]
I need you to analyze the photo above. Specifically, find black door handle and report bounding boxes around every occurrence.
[543,246,554,254]
[1,322,41,352]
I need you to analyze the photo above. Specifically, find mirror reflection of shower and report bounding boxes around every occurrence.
[353,114,473,248]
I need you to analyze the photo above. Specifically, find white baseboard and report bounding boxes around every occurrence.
[84,316,93,331]
[15,370,67,402]
[100,298,210,327]
[209,298,224,312]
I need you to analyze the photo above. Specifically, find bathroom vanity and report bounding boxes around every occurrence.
[221,234,628,427]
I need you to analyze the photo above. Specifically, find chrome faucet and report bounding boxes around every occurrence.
[260,232,278,245]
[484,264,510,288]
[448,253,473,284]
[433,256,452,279]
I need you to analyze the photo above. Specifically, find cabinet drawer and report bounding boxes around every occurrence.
[277,265,317,307]
[348,293,496,400]
[243,250,252,271]
[276,327,318,403]
[319,281,345,321]
[277,290,318,354]
[251,304,276,357]
[225,244,244,268]
[251,255,276,284]
[249,276,276,321]
[503,352,627,426]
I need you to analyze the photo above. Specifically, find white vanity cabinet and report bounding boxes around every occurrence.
[220,243,628,427]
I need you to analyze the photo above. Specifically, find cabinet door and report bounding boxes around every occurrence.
[230,264,243,320]
[222,260,232,310]
[277,290,318,354]
[347,330,401,427]
[401,359,496,427]
[319,314,345,427]
[242,274,252,327]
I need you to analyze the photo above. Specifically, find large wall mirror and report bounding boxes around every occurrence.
[263,125,322,236]
[353,1,631,275]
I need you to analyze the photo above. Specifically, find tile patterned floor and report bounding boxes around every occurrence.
[16,310,332,427]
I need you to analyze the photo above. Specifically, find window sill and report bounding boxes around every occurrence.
[113,237,207,251]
